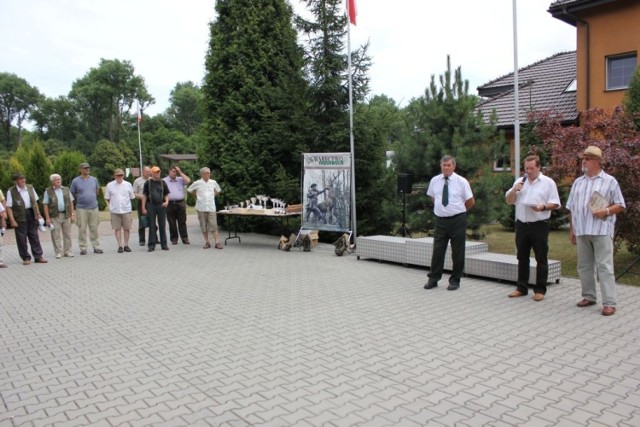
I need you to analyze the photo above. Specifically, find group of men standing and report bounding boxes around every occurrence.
[423,146,625,316]
[0,163,224,266]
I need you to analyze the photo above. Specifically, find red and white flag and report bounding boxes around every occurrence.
[346,0,357,25]
[137,103,142,123]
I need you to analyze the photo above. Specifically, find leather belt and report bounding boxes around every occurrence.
[436,212,466,219]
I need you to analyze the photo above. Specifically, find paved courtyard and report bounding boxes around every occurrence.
[1,215,640,426]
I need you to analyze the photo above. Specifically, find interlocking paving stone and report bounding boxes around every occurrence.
[2,215,640,426]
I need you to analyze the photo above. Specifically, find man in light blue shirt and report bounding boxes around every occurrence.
[70,162,103,255]
[163,166,191,245]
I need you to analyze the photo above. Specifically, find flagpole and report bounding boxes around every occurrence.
[512,0,520,181]
[137,102,143,173]
[347,1,357,242]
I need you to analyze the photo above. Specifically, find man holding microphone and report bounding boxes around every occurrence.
[505,154,560,301]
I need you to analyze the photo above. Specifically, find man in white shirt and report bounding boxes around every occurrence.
[505,155,560,301]
[105,169,135,253]
[187,167,223,249]
[6,172,47,265]
[424,155,474,291]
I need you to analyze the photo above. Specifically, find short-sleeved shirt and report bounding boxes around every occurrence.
[507,173,561,223]
[143,179,170,205]
[163,176,186,201]
[427,172,473,217]
[133,176,147,196]
[6,185,39,209]
[566,170,625,238]
[105,180,135,214]
[43,187,75,212]
[187,179,221,212]
[70,176,100,209]
[0,189,5,203]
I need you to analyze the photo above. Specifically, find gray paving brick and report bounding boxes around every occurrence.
[3,224,640,426]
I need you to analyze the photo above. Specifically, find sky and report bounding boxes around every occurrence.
[0,0,576,117]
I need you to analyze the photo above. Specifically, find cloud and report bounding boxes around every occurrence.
[0,0,575,116]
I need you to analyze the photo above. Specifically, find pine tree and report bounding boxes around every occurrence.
[201,0,308,205]
[395,56,505,236]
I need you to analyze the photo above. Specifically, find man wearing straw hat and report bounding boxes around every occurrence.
[567,146,626,316]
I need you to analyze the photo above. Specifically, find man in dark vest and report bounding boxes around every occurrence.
[43,173,76,259]
[5,172,48,265]
[142,166,170,252]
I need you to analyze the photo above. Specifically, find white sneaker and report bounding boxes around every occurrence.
[55,253,62,259]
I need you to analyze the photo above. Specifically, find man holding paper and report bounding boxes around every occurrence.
[567,146,625,316]
[506,154,560,301]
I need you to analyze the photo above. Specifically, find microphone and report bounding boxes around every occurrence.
[521,173,528,184]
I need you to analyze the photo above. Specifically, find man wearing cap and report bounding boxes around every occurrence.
[5,172,48,265]
[133,166,151,246]
[70,163,103,255]
[105,169,135,253]
[505,154,561,301]
[163,166,191,245]
[567,146,626,316]
[142,166,170,252]
[43,173,75,259]
[187,167,223,249]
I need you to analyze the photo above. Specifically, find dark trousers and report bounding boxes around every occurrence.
[428,213,467,285]
[147,203,167,248]
[15,208,44,261]
[515,220,549,294]
[166,200,188,243]
[137,201,146,244]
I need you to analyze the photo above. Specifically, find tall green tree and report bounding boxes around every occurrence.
[69,58,154,144]
[30,95,80,143]
[202,0,309,205]
[9,138,52,195]
[53,151,87,186]
[166,81,204,136]
[296,0,370,153]
[89,139,136,184]
[297,0,401,237]
[395,56,505,236]
[0,72,43,149]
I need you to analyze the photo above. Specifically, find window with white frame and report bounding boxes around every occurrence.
[493,156,511,172]
[606,53,637,91]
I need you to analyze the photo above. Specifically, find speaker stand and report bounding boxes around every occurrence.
[395,191,411,238]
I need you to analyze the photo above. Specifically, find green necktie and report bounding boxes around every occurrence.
[442,176,449,207]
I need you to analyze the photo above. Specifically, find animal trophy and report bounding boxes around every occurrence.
[333,233,354,256]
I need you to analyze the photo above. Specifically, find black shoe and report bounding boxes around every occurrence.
[171,240,178,245]
[424,281,438,289]
[123,246,131,252]
[148,247,155,252]
[117,247,124,253]
[447,284,460,291]
[94,248,104,254]
[161,246,169,251]
[139,241,145,247]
